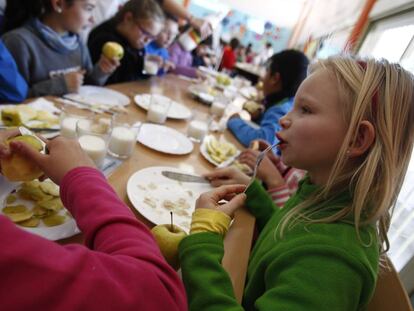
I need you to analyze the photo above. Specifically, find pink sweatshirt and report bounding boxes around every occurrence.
[0,167,187,311]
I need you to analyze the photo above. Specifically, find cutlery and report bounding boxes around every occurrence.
[0,125,59,133]
[19,126,48,154]
[161,171,210,184]
[244,142,278,193]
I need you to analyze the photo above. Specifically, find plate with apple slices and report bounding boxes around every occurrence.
[0,177,80,240]
[127,166,213,232]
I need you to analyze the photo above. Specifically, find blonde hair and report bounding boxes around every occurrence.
[278,56,414,253]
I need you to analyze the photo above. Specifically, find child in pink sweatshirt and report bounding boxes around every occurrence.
[0,130,187,311]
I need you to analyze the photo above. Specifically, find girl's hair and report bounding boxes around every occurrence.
[3,0,75,32]
[278,56,414,254]
[114,0,164,25]
[267,49,309,98]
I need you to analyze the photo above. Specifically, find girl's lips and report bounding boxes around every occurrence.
[276,133,287,144]
[276,133,287,150]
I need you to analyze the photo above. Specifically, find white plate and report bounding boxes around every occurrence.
[134,94,192,120]
[188,85,214,105]
[66,86,130,107]
[0,176,79,241]
[137,123,193,155]
[127,166,213,232]
[200,135,240,167]
[0,98,60,129]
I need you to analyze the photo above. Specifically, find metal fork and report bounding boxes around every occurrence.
[244,142,279,193]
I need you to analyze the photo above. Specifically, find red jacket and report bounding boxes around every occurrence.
[220,46,237,70]
[0,167,187,311]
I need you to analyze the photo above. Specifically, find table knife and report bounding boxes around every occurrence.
[161,171,210,183]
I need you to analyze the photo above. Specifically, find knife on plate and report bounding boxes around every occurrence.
[161,171,210,183]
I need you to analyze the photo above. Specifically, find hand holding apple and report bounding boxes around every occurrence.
[1,134,43,182]
[102,42,124,60]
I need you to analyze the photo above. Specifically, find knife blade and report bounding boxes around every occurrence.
[161,171,210,184]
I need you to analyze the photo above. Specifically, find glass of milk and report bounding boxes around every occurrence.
[59,107,93,139]
[187,111,209,143]
[146,95,171,124]
[76,117,112,168]
[210,95,229,118]
[144,56,159,75]
[108,113,139,159]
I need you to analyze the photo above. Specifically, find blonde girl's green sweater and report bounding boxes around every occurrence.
[179,178,379,311]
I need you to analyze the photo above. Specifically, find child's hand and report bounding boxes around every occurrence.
[98,54,120,74]
[238,150,285,189]
[195,184,246,217]
[9,136,95,185]
[0,129,20,159]
[64,70,85,93]
[204,167,250,187]
[163,60,176,72]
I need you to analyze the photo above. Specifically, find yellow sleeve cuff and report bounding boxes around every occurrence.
[190,208,232,236]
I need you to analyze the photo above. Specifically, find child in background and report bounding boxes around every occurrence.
[88,0,165,84]
[0,40,28,102]
[2,0,118,97]
[227,49,309,148]
[219,37,239,71]
[0,129,187,310]
[179,57,414,310]
[206,139,306,208]
[145,17,179,75]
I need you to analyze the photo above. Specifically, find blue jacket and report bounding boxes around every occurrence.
[0,40,28,103]
[227,96,293,147]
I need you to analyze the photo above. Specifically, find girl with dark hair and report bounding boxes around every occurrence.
[227,49,309,148]
[2,0,119,97]
[88,0,165,84]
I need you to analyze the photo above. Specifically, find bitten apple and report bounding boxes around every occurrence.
[102,42,124,60]
[151,224,187,270]
[1,135,43,182]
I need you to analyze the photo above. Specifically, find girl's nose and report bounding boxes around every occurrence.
[279,115,291,129]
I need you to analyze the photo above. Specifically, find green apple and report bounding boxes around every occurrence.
[102,42,124,60]
[151,224,187,270]
[1,135,43,182]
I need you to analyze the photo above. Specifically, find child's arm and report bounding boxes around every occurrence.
[245,180,279,231]
[227,116,277,147]
[180,185,246,310]
[0,40,28,102]
[0,168,187,310]
[0,138,187,311]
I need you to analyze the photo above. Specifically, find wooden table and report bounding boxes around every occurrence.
[234,62,265,85]
[60,75,255,303]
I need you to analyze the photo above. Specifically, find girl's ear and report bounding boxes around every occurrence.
[348,120,375,158]
[50,0,63,12]
[123,12,134,24]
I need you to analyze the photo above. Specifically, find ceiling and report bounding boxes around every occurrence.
[211,0,306,28]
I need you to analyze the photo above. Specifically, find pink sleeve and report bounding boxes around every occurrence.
[267,184,291,208]
[0,167,187,311]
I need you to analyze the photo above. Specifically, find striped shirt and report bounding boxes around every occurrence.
[267,161,306,208]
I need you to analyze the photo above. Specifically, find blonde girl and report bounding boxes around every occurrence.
[178,56,414,310]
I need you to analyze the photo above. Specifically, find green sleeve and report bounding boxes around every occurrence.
[245,180,278,231]
[253,245,376,311]
[179,232,244,311]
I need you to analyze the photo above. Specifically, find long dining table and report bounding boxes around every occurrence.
[58,74,256,303]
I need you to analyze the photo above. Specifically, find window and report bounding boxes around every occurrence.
[358,9,414,73]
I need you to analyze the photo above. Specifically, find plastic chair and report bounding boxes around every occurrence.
[367,257,413,311]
